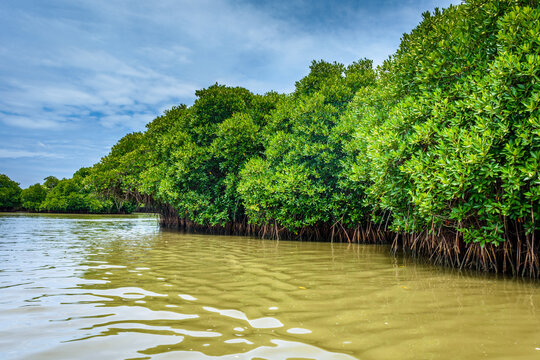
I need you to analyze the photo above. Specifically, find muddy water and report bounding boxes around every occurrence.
[0,213,539,359]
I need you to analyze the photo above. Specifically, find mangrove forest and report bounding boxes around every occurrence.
[2,0,539,277]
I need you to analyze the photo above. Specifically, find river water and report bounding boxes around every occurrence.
[0,213,539,359]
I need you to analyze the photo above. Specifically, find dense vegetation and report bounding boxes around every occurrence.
[2,0,538,276]
[90,0,539,275]
[1,171,135,214]
[347,0,540,273]
[0,174,22,210]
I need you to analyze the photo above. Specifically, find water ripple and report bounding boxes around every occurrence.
[1,213,540,359]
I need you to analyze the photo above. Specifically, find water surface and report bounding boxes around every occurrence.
[1,213,539,359]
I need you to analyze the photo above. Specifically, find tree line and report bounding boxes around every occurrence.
[1,0,538,275]
[0,170,136,214]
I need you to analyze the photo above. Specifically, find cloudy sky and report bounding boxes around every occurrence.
[0,0,458,187]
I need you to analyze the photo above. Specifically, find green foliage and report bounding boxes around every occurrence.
[21,184,47,211]
[238,59,376,230]
[190,84,253,145]
[152,86,277,225]
[89,84,282,225]
[0,174,21,210]
[344,0,539,245]
[40,168,119,214]
[1,171,121,214]
[43,176,59,190]
[84,0,537,250]
[89,132,147,211]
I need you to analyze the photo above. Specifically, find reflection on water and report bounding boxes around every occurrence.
[0,213,539,359]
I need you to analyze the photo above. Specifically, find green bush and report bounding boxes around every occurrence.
[238,59,376,230]
[40,169,121,214]
[21,184,47,211]
[0,174,21,210]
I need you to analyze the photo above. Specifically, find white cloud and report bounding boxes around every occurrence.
[1,48,197,130]
[99,113,154,129]
[0,149,62,159]
[136,45,192,65]
[1,115,62,130]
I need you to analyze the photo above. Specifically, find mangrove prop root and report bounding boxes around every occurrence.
[159,212,540,278]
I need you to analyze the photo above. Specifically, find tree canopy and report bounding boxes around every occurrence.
[0,174,21,210]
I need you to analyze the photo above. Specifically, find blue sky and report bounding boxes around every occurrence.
[0,0,458,188]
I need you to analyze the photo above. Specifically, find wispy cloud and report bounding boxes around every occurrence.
[0,149,62,159]
[1,47,197,131]
[1,114,62,130]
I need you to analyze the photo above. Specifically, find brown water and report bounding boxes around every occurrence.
[0,213,539,359]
